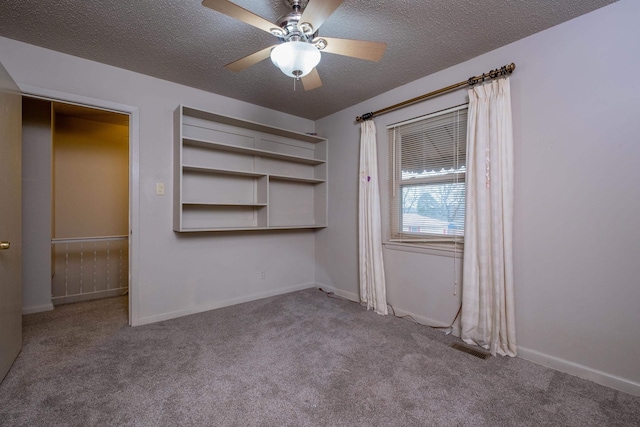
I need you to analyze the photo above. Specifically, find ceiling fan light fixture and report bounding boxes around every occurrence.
[270,41,320,78]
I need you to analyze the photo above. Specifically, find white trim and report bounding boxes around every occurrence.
[318,284,461,335]
[128,108,140,326]
[137,283,317,326]
[518,346,640,397]
[317,284,359,303]
[17,84,130,115]
[19,84,141,327]
[22,303,54,315]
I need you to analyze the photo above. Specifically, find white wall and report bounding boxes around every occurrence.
[21,98,53,314]
[0,35,318,325]
[316,0,640,395]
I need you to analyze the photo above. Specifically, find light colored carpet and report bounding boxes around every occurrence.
[1,288,639,426]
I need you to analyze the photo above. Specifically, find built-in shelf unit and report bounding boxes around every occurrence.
[174,105,327,232]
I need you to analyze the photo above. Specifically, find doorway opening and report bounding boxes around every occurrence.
[22,97,131,318]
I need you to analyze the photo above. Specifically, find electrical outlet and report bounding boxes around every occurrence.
[156,182,165,195]
[260,271,265,280]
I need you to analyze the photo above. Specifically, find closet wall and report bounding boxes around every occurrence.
[22,98,53,314]
[51,106,129,304]
[53,113,128,236]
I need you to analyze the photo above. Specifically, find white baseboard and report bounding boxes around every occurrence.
[517,346,640,397]
[137,282,317,326]
[316,284,461,336]
[316,284,359,302]
[22,303,54,315]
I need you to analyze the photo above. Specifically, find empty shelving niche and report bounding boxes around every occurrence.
[174,105,327,232]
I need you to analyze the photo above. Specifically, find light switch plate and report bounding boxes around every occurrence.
[156,182,165,195]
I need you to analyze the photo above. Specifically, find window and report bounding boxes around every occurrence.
[388,105,467,245]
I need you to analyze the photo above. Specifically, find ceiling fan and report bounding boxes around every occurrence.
[201,0,387,90]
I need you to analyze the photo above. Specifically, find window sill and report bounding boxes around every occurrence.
[383,241,463,258]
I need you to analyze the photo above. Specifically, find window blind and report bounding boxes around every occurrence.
[388,105,468,243]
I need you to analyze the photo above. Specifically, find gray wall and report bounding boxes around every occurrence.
[22,97,53,314]
[1,35,318,325]
[316,0,640,394]
[3,0,638,396]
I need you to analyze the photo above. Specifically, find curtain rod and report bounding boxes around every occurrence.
[355,63,515,122]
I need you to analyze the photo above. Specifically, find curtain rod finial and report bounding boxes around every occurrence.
[356,112,374,122]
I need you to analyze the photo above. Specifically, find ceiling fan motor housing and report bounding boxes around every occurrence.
[275,11,316,42]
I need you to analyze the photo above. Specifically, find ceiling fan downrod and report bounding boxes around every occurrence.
[284,0,309,12]
[276,0,315,42]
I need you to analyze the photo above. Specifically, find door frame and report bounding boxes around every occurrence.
[19,84,140,326]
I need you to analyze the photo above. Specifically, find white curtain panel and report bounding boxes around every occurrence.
[462,78,517,356]
[359,121,388,315]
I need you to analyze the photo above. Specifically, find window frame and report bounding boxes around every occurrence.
[386,104,468,251]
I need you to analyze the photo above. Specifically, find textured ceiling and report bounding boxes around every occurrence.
[0,0,616,120]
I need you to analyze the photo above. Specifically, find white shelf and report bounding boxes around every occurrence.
[182,165,265,178]
[183,165,324,184]
[183,137,325,165]
[178,225,327,233]
[181,106,325,143]
[174,105,328,232]
[182,202,268,207]
[269,174,325,184]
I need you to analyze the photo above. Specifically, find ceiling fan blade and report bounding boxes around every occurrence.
[224,45,276,72]
[202,0,279,35]
[302,68,322,91]
[300,0,344,32]
[319,37,387,61]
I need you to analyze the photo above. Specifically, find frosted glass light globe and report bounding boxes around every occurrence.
[270,41,321,78]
